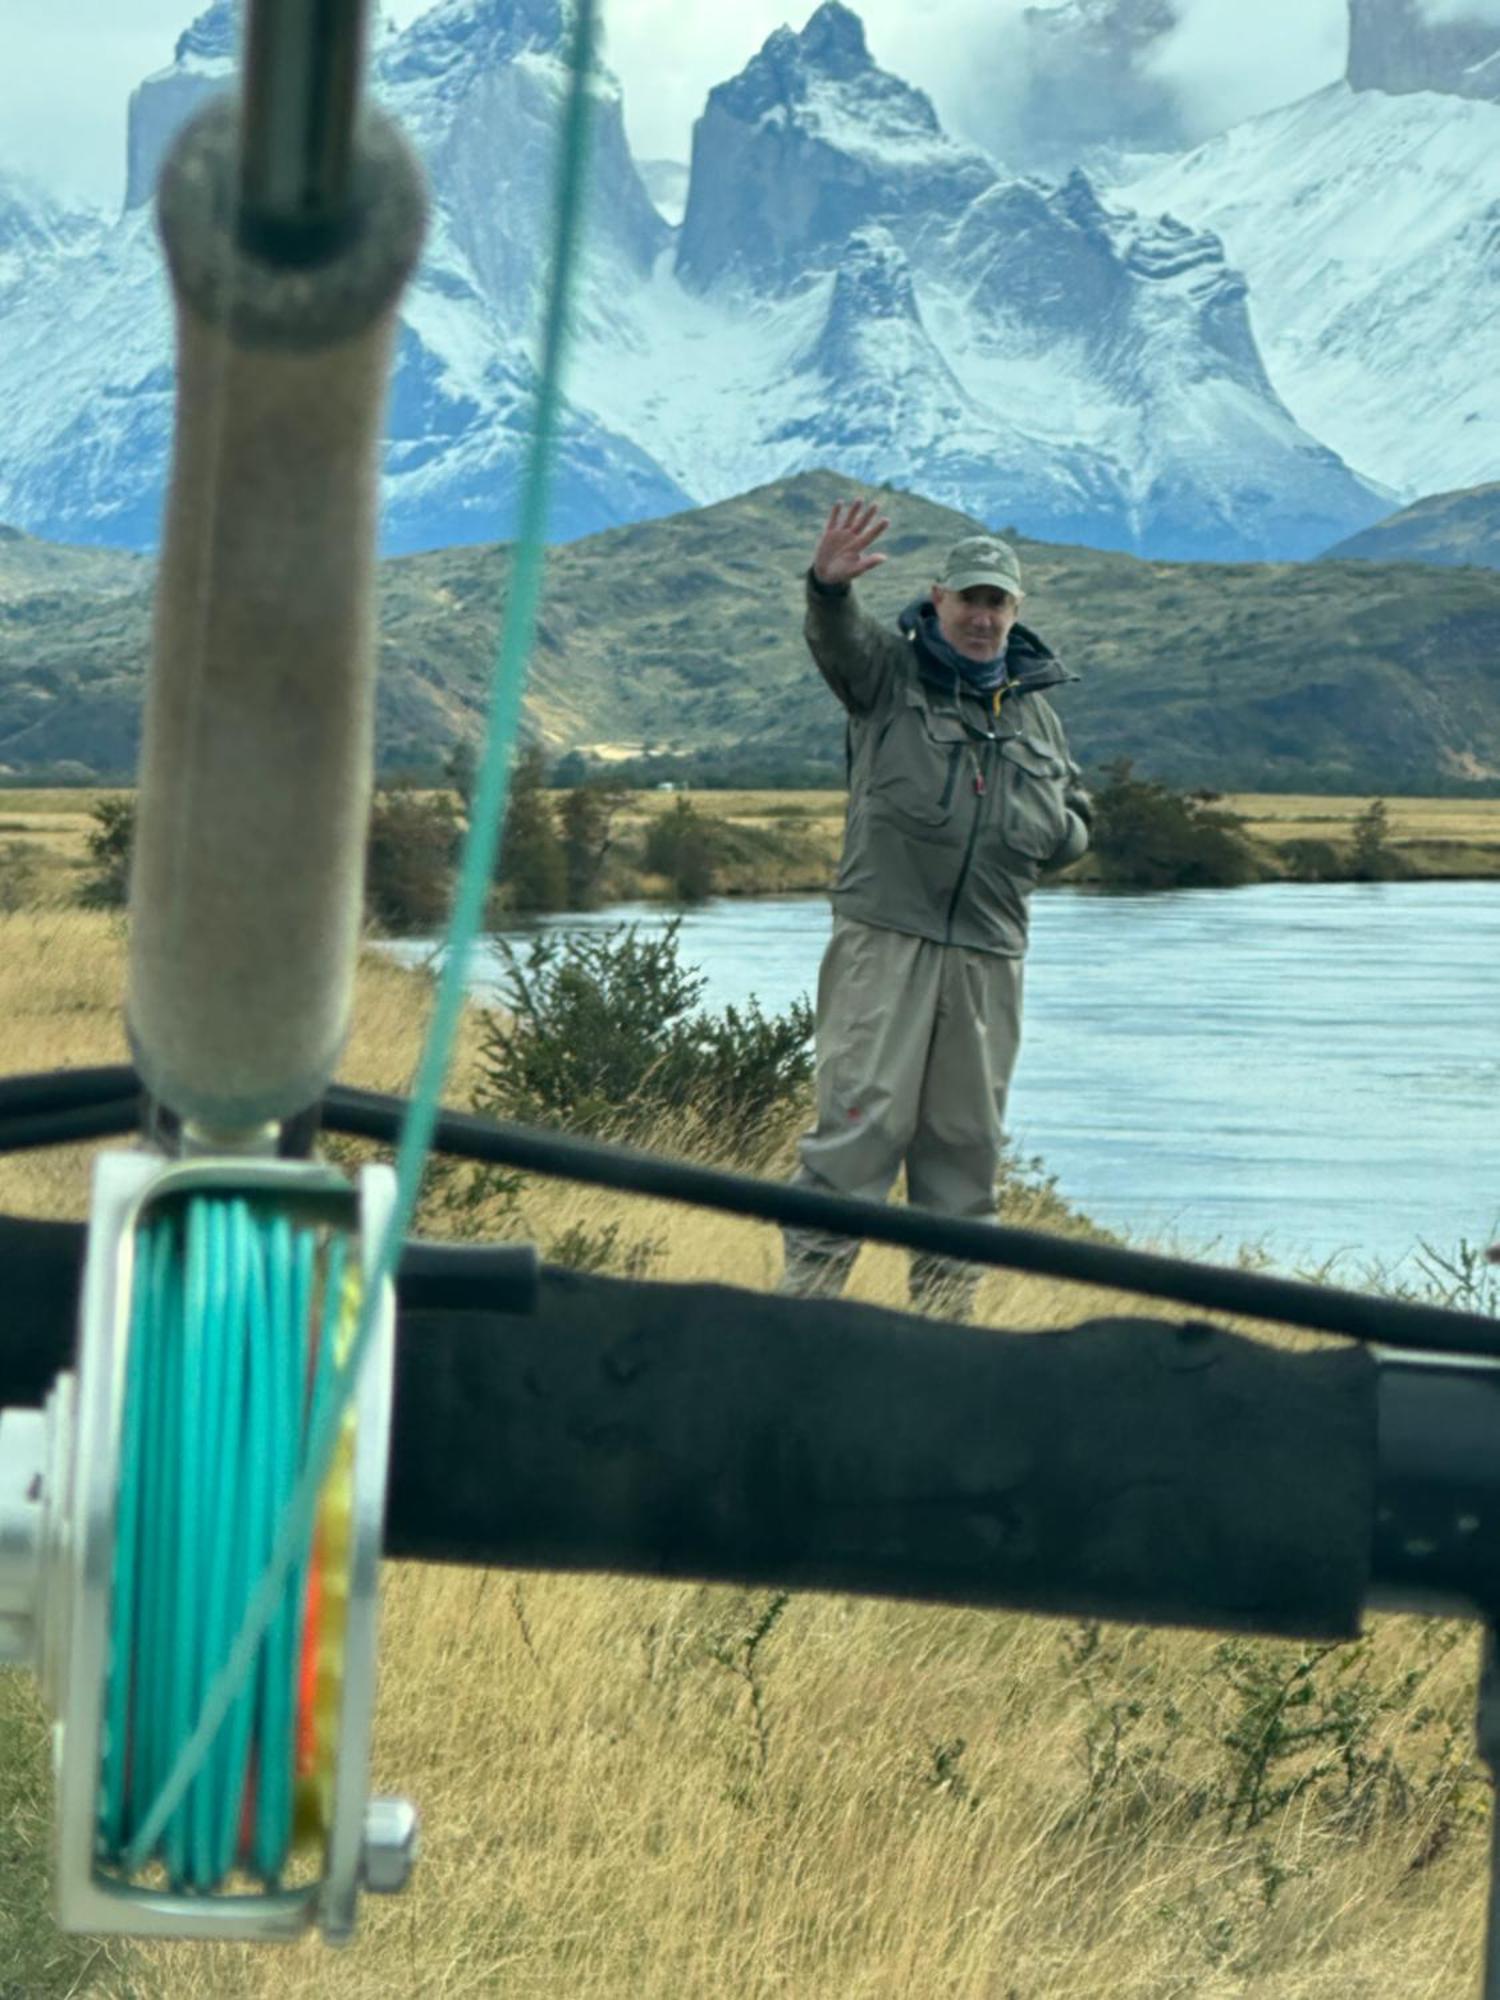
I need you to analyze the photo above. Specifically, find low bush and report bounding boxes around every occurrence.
[643,796,718,901]
[474,918,813,1161]
[1281,836,1343,883]
[364,786,463,934]
[80,794,135,907]
[1347,798,1410,882]
[1089,760,1263,890]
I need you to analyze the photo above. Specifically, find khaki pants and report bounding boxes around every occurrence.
[781,914,1024,1314]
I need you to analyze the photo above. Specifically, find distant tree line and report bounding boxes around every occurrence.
[69,754,1410,924]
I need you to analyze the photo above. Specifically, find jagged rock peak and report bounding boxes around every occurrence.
[824,226,921,322]
[1347,0,1500,101]
[678,4,992,293]
[796,2,875,78]
[1053,166,1110,229]
[715,2,938,134]
[175,0,238,67]
[380,0,572,84]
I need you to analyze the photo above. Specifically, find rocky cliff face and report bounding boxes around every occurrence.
[377,0,668,333]
[1347,0,1500,101]
[676,3,993,294]
[124,0,236,212]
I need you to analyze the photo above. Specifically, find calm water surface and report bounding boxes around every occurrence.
[389,881,1500,1273]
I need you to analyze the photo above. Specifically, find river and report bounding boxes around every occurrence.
[383,880,1500,1277]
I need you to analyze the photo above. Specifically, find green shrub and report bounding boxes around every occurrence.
[474,918,813,1160]
[80,794,135,907]
[497,744,566,913]
[1281,836,1342,883]
[1090,760,1262,890]
[559,779,631,910]
[1348,798,1409,882]
[364,785,462,934]
[644,797,718,902]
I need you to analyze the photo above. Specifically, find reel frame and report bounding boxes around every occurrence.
[3,1150,408,1943]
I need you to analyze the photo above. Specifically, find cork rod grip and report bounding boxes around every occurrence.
[127,100,426,1134]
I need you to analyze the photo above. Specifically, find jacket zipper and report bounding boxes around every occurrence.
[942,683,1010,942]
[944,745,989,943]
[937,744,962,813]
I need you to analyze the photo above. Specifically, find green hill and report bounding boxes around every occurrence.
[2,471,1499,793]
[1322,482,1500,569]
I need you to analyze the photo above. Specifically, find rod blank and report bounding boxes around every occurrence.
[240,0,371,257]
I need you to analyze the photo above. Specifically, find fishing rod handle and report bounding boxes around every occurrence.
[127,98,426,1136]
[387,1272,1379,1641]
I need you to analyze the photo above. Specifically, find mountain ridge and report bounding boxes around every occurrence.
[1323,482,1500,568]
[1,471,1496,797]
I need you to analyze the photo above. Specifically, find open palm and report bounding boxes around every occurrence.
[811,500,890,587]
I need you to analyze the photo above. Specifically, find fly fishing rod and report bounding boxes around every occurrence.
[4,0,1500,1984]
[0,0,428,1943]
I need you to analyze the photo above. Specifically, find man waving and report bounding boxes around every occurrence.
[781,499,1091,1318]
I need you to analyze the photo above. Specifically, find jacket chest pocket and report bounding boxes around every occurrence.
[869,695,969,829]
[999,734,1068,861]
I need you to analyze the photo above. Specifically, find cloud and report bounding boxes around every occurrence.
[1140,0,1348,146]
[1414,0,1500,23]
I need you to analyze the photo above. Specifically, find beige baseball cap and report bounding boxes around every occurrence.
[937,534,1024,598]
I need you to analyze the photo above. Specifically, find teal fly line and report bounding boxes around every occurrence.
[102,1199,345,1884]
[119,0,603,1874]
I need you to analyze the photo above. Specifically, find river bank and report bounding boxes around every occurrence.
[608,788,1500,898]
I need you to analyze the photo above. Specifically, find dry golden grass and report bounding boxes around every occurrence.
[1225,794,1500,877]
[0,908,1491,1998]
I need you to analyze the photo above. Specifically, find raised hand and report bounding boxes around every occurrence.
[811,499,890,588]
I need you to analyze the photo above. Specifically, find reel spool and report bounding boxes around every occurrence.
[0,1149,412,1942]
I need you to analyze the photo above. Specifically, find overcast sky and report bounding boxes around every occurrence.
[1,0,1352,211]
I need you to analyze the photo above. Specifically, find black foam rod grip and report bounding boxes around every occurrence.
[386,1269,1378,1641]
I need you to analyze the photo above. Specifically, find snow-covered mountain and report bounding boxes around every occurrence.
[0,171,101,308]
[576,6,1386,559]
[1119,80,1500,501]
[0,0,1390,559]
[0,0,691,551]
[676,3,995,294]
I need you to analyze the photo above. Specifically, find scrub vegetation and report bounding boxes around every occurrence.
[0,907,1493,1997]
[6,782,1498,935]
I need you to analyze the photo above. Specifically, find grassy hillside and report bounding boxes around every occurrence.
[2,471,1499,792]
[1323,482,1500,570]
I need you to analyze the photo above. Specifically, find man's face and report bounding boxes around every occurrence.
[932,584,1019,664]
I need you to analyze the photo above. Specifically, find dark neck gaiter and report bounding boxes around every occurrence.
[900,599,1010,696]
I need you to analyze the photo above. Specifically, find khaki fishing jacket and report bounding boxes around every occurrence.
[806,573,1091,959]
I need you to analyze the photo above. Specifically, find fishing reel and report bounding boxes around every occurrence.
[0,1145,412,1942]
